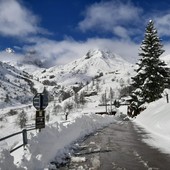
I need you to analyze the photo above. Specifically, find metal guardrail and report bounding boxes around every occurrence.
[0,127,36,153]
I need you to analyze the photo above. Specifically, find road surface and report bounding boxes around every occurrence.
[59,116,170,170]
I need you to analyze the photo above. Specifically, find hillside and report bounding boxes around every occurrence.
[0,49,135,110]
[35,49,133,85]
[0,49,45,74]
[32,49,135,104]
[0,61,38,109]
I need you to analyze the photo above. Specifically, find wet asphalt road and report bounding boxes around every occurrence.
[60,116,170,170]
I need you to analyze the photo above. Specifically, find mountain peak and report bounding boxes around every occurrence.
[37,49,132,86]
[5,48,15,54]
[85,49,100,59]
[85,49,112,60]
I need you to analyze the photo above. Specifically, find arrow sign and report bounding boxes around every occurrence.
[33,93,48,110]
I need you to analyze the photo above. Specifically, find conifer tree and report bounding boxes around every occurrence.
[131,20,169,106]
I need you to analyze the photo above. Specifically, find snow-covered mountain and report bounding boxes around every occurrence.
[0,49,45,74]
[35,49,134,86]
[0,61,38,108]
[2,48,170,169]
[0,48,134,109]
[5,48,15,54]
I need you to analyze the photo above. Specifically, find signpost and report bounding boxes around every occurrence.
[33,93,48,110]
[33,93,48,130]
[36,110,45,129]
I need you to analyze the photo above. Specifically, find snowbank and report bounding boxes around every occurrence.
[2,113,115,169]
[135,95,170,154]
[0,150,24,170]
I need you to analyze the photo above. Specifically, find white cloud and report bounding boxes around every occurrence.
[162,42,170,56]
[113,26,130,40]
[24,37,139,67]
[0,0,43,37]
[0,0,149,67]
[78,1,142,39]
[154,14,170,37]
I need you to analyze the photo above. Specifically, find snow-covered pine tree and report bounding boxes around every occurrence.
[131,20,170,106]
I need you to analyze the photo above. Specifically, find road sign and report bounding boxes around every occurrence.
[33,93,48,110]
[36,110,45,129]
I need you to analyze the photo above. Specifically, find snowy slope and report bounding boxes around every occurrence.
[32,49,135,107]
[0,50,45,73]
[134,89,170,154]
[0,61,39,109]
[35,49,133,86]
[161,54,170,66]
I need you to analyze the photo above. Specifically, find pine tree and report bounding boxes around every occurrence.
[131,20,169,106]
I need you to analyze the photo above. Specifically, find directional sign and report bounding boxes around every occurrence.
[36,110,45,129]
[33,93,48,110]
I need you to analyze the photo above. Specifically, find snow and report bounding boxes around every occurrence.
[0,150,24,170]
[135,89,170,154]
[35,49,133,86]
[0,111,118,169]
[23,113,118,169]
[5,96,169,170]
[1,48,170,169]
[71,156,86,163]
[5,48,15,54]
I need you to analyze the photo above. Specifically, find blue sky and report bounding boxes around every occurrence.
[1,0,170,66]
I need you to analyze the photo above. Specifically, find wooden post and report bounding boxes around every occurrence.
[105,90,107,113]
[166,93,169,103]
[110,88,112,114]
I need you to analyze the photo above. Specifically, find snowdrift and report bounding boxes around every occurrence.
[0,113,116,169]
[135,93,170,154]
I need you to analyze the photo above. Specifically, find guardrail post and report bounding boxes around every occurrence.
[22,129,27,148]
[166,93,169,103]
[0,128,36,153]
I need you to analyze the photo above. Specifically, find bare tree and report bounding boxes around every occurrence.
[53,104,63,115]
[74,92,79,108]
[109,88,114,113]
[100,93,106,105]
[95,79,100,92]
[63,102,74,120]
[16,110,28,129]
[105,90,107,113]
[86,81,89,91]
[79,91,86,105]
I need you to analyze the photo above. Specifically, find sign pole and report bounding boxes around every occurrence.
[33,93,48,131]
[40,94,43,110]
